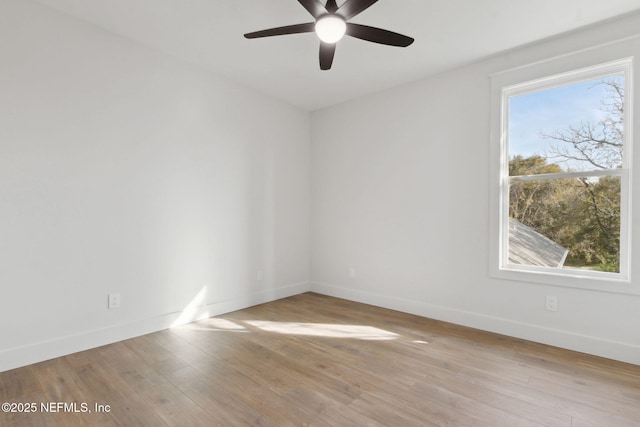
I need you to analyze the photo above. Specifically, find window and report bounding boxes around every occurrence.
[490,55,633,290]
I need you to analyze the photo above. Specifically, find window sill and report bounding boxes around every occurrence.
[491,266,640,295]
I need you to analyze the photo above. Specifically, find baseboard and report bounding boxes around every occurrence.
[310,282,640,366]
[0,281,311,373]
[6,280,636,372]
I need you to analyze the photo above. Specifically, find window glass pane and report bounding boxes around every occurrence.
[508,175,620,272]
[508,75,624,175]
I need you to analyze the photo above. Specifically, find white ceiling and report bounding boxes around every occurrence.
[33,0,640,111]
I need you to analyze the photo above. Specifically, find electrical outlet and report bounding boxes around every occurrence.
[108,293,121,310]
[545,296,558,312]
[349,268,356,278]
[256,270,264,281]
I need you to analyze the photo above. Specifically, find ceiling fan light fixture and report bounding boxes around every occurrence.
[244,0,415,70]
[315,15,347,44]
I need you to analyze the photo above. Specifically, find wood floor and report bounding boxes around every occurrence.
[1,293,639,426]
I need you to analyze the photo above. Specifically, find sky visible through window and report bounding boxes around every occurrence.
[508,75,624,172]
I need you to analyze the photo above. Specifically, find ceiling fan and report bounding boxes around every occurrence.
[244,0,414,70]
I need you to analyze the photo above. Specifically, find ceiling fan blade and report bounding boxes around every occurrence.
[325,0,339,13]
[244,23,315,39]
[297,0,328,19]
[319,42,336,70]
[345,23,414,47]
[336,0,379,20]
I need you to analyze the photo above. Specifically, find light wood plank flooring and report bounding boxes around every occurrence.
[1,292,639,426]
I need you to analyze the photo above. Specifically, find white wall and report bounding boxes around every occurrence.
[0,0,310,371]
[311,13,640,365]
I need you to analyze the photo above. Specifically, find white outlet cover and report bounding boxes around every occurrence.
[108,293,121,309]
[545,296,558,312]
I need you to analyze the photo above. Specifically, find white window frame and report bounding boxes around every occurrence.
[489,41,637,294]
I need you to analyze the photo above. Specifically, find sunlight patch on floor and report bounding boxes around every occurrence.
[180,318,248,332]
[245,321,399,340]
